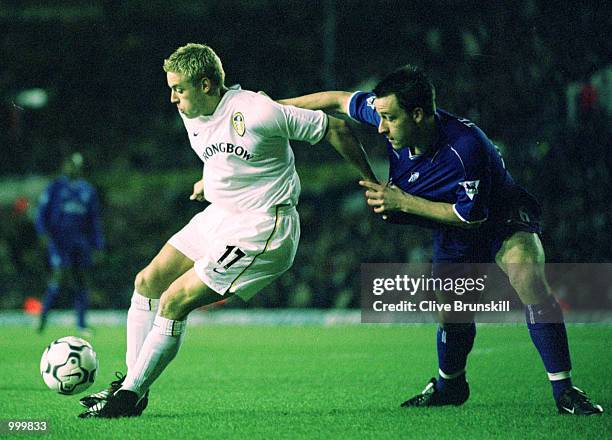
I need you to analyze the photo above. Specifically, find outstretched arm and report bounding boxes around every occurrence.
[278,91,352,115]
[325,116,378,182]
[261,93,377,182]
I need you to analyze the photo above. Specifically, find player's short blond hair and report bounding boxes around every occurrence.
[163,43,225,89]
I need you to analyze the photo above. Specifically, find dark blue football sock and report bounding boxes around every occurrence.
[436,322,475,393]
[74,289,89,329]
[41,282,60,317]
[525,295,573,401]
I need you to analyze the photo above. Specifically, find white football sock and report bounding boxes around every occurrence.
[121,314,186,398]
[126,291,160,371]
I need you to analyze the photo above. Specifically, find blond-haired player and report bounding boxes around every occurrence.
[79,43,377,418]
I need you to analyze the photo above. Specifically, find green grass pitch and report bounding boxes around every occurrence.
[1,324,610,439]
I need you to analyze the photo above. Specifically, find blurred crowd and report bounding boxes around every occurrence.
[0,0,610,309]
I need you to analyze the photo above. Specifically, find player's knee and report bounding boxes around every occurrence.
[134,267,165,298]
[134,269,149,294]
[498,232,545,268]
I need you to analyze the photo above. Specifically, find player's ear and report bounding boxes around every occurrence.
[411,107,424,124]
[200,77,213,94]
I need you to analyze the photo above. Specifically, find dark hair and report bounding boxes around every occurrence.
[373,65,436,115]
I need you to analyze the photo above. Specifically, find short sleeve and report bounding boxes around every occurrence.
[255,95,329,145]
[451,140,491,224]
[347,91,380,128]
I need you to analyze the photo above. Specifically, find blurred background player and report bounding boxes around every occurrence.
[78,43,377,418]
[280,65,604,416]
[35,152,105,334]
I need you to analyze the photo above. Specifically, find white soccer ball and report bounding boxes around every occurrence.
[40,336,98,395]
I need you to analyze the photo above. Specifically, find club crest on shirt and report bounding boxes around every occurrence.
[366,96,376,110]
[408,172,420,183]
[232,112,245,137]
[459,180,480,200]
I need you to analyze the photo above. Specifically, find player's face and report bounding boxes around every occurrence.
[166,71,210,118]
[375,94,416,150]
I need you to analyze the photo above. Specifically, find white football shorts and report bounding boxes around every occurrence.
[167,203,299,300]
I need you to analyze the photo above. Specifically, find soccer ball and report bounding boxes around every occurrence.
[40,336,98,395]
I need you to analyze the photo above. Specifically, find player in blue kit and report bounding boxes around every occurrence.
[36,152,104,333]
[279,65,603,415]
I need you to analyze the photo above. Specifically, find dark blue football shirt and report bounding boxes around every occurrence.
[36,176,105,250]
[349,91,527,263]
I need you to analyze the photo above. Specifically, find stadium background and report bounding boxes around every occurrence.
[1,0,610,311]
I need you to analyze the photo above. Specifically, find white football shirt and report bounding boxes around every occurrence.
[180,88,328,212]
